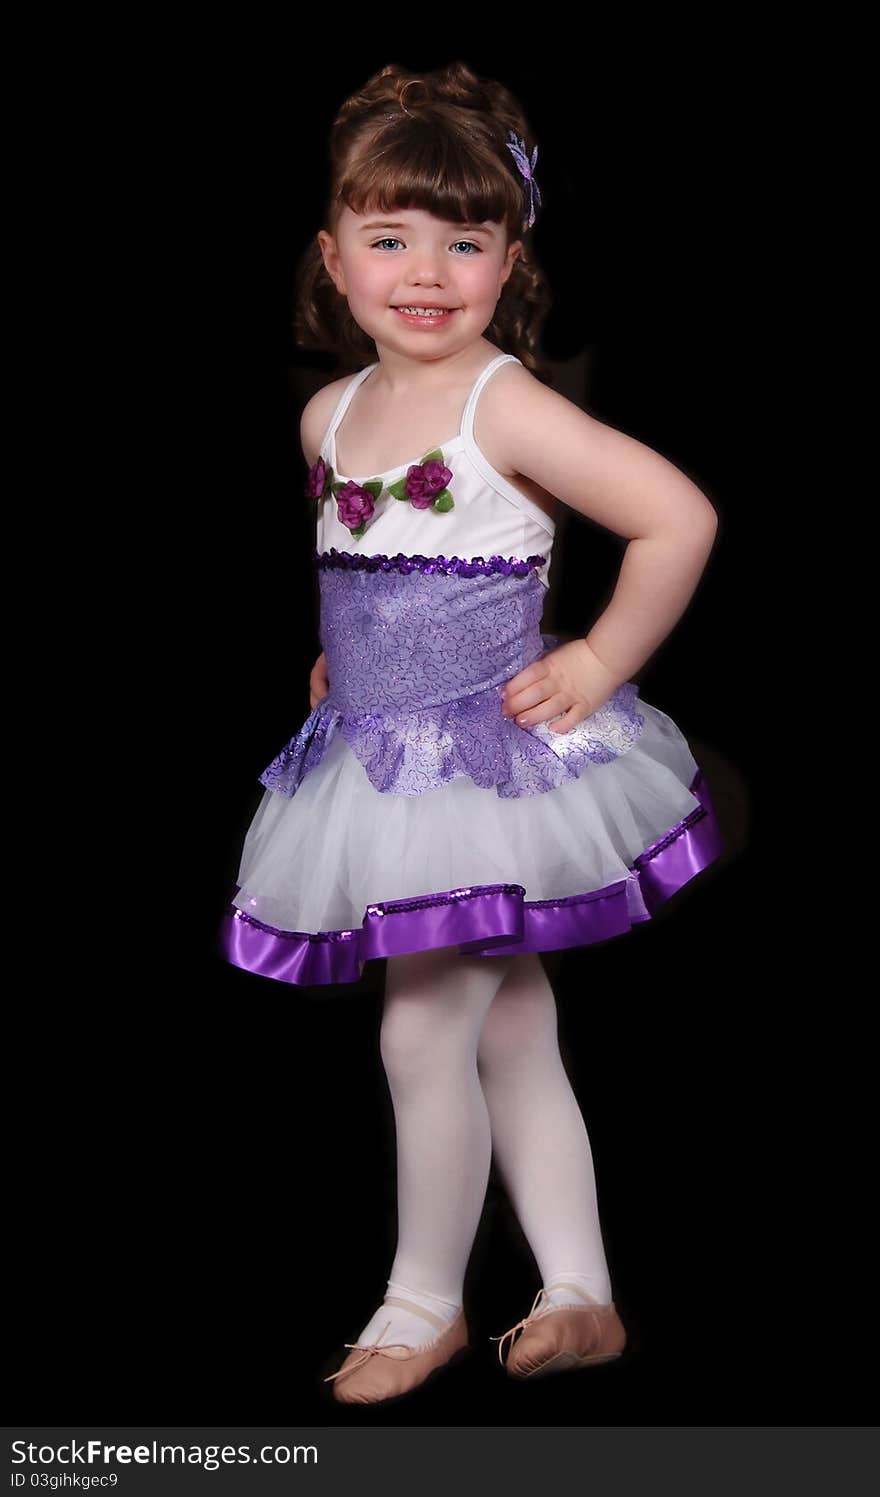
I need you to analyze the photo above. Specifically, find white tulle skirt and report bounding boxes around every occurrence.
[231,697,702,936]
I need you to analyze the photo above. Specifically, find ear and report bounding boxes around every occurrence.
[317,230,346,294]
[501,239,523,287]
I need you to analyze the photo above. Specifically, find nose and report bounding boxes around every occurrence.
[405,251,447,288]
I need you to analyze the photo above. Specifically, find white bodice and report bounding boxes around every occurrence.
[315,352,556,590]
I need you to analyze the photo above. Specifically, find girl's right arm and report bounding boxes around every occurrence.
[300,379,351,706]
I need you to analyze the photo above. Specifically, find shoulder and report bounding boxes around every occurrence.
[299,372,360,467]
[479,357,619,482]
[475,359,569,476]
[480,358,570,429]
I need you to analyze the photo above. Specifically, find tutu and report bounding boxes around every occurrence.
[218,353,723,986]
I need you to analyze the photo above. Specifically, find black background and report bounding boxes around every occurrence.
[9,32,861,1433]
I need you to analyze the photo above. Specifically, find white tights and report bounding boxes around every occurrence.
[355,949,614,1351]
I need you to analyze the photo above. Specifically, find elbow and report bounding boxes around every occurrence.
[650,505,718,565]
[703,504,720,554]
[688,502,719,550]
[633,497,719,549]
[652,503,717,549]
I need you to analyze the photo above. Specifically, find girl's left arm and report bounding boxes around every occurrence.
[496,369,719,733]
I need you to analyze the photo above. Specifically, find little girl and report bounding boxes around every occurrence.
[218,62,723,1404]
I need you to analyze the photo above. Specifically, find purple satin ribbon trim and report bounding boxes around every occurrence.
[360,884,525,960]
[216,767,723,986]
[631,767,722,917]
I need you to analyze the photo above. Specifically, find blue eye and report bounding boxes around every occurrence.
[369,238,481,255]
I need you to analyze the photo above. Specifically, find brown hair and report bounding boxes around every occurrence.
[293,61,555,383]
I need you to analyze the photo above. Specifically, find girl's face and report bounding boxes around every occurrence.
[318,205,522,361]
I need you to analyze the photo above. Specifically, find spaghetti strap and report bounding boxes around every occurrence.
[320,354,520,469]
[319,364,378,456]
[457,354,555,536]
[459,353,522,443]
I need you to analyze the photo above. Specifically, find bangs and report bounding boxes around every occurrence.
[337,124,521,236]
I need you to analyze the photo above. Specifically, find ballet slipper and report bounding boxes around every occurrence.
[323,1296,469,1405]
[490,1282,626,1379]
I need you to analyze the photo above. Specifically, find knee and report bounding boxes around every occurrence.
[379,950,510,1085]
[379,1000,449,1087]
[477,957,558,1073]
[477,1002,534,1073]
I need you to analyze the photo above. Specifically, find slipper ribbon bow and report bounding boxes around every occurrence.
[488,1287,550,1366]
[323,1320,417,1383]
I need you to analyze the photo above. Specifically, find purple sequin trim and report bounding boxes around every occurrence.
[632,802,709,866]
[364,883,525,917]
[313,547,547,578]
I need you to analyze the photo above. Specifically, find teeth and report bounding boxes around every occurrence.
[397,307,451,316]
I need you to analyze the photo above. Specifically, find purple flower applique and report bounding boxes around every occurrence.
[306,457,331,500]
[387,448,455,514]
[311,445,456,540]
[335,480,380,538]
[307,455,375,540]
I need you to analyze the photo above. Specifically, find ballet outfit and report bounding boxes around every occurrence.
[218,352,723,986]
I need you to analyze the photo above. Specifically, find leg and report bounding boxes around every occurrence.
[354,946,513,1350]
[477,951,614,1308]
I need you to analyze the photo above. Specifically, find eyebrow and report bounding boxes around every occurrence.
[358,220,495,235]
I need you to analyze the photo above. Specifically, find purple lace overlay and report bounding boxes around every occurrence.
[217,766,724,986]
[258,560,646,800]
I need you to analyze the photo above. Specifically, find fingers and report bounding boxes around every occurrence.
[504,690,572,729]
[545,704,585,734]
[502,679,550,719]
[502,662,548,708]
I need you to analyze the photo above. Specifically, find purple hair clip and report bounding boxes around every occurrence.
[505,131,542,229]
